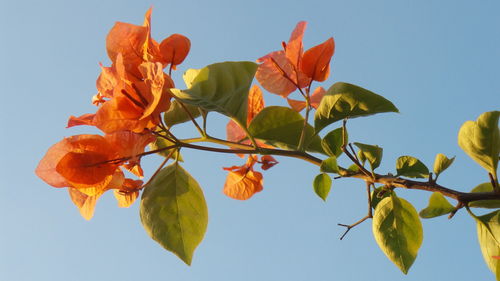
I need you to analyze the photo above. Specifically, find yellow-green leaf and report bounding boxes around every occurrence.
[171,61,258,126]
[372,194,423,274]
[321,128,346,157]
[469,183,500,209]
[140,163,208,265]
[354,142,383,171]
[320,156,339,174]
[314,82,399,132]
[163,100,203,127]
[458,111,500,178]
[313,173,332,201]
[476,210,500,279]
[433,153,455,178]
[396,156,429,178]
[419,192,455,219]
[248,106,323,153]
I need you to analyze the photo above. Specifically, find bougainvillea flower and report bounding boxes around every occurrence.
[256,21,334,97]
[106,8,191,77]
[36,133,152,219]
[287,86,326,112]
[223,156,263,200]
[91,58,174,133]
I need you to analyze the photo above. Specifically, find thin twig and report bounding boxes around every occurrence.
[338,215,371,240]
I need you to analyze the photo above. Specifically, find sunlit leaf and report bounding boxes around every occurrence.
[372,194,423,274]
[248,106,323,153]
[313,173,332,201]
[314,82,399,132]
[171,61,258,125]
[433,153,455,178]
[371,187,392,210]
[458,111,500,178]
[419,192,455,219]
[469,183,500,209]
[321,128,346,158]
[140,163,208,265]
[476,210,500,279]
[163,100,203,127]
[396,156,429,178]
[320,157,339,174]
[354,142,383,171]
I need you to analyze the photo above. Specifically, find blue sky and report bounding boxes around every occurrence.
[0,0,499,280]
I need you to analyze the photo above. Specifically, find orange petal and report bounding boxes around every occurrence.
[159,34,191,67]
[285,21,307,70]
[36,138,73,187]
[310,86,326,108]
[301,37,335,82]
[287,98,306,112]
[114,190,140,208]
[68,188,101,220]
[138,62,172,119]
[67,113,95,128]
[55,135,119,188]
[223,168,263,200]
[247,85,264,125]
[256,51,310,97]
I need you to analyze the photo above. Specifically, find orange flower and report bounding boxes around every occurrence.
[256,21,334,97]
[223,156,263,200]
[69,8,190,134]
[69,55,174,133]
[106,8,190,77]
[36,132,152,219]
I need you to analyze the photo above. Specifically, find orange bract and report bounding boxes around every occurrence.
[256,21,335,97]
[301,38,335,82]
[223,156,263,200]
[36,132,153,219]
[159,34,191,69]
[287,86,326,112]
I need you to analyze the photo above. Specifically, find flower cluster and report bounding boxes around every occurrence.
[36,9,190,219]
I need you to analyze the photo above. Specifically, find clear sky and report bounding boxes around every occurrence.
[1,0,499,280]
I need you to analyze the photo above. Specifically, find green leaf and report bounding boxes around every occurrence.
[419,192,455,219]
[371,187,392,210]
[314,82,399,132]
[163,100,203,127]
[458,111,500,178]
[321,128,346,157]
[372,194,423,274]
[149,136,183,161]
[313,173,332,201]
[354,142,383,171]
[248,106,323,153]
[476,210,500,279]
[469,183,500,209]
[170,61,258,126]
[320,156,339,173]
[396,156,429,178]
[432,153,455,178]
[140,163,208,265]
